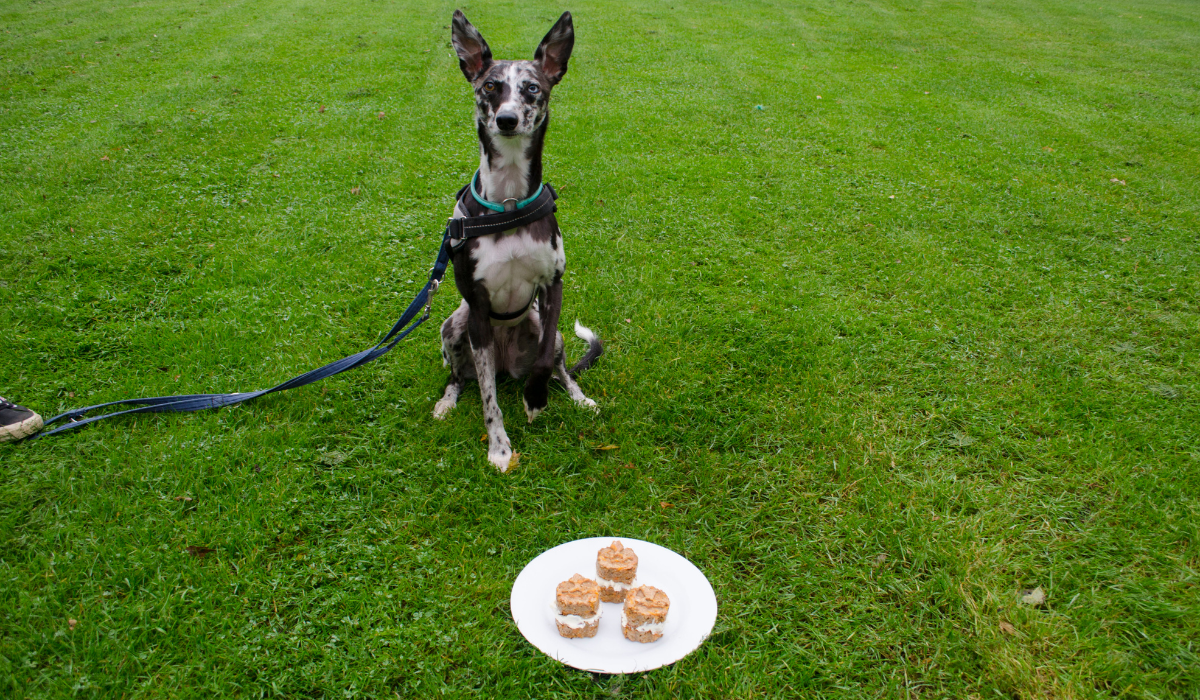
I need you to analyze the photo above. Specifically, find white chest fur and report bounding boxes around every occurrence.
[482,134,531,201]
[452,203,566,325]
[470,229,564,323]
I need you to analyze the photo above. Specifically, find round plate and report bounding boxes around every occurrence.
[510,537,718,674]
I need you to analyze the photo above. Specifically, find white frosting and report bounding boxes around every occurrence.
[597,574,638,591]
[621,608,667,635]
[552,600,602,629]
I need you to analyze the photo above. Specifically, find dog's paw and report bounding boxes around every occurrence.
[523,397,544,424]
[432,397,457,420]
[488,442,514,472]
[576,397,599,414]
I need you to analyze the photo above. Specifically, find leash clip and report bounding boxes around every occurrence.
[422,278,440,321]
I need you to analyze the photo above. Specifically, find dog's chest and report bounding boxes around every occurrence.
[469,227,565,315]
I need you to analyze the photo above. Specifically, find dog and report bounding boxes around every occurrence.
[433,10,603,472]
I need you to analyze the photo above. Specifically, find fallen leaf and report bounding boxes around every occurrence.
[318,105,326,113]
[660,501,673,508]
[481,434,488,442]
[1020,586,1046,606]
[1120,237,1131,242]
[68,618,78,630]
[1148,383,1178,399]
[508,452,521,469]
[100,155,109,161]
[377,111,386,119]
[272,173,280,178]
[350,186,360,195]
[948,431,976,448]
[185,545,214,558]
[1110,178,1126,185]
[240,198,248,204]
[316,451,346,466]
[873,553,888,566]
[999,620,1017,636]
[174,496,193,502]
[597,444,619,451]
[1042,146,1054,152]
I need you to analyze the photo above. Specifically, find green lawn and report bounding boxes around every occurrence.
[2,0,1198,696]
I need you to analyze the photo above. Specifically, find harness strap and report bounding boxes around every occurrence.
[488,288,539,321]
[448,182,557,248]
[34,178,559,439]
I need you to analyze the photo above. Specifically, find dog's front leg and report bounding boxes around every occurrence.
[523,276,562,423]
[467,304,513,471]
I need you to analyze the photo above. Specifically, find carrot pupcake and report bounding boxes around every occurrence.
[554,574,602,638]
[621,585,669,643]
[596,540,638,603]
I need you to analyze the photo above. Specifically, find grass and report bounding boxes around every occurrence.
[1,0,1198,696]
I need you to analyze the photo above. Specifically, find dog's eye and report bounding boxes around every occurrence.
[527,84,540,95]
[484,81,496,92]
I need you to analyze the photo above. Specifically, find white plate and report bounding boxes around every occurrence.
[510,537,718,674]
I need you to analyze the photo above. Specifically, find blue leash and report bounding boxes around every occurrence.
[36,237,451,438]
[35,174,559,439]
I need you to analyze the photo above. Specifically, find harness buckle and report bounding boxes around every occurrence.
[447,217,466,252]
[501,198,519,212]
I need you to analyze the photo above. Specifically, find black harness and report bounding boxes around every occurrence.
[450,179,559,321]
[35,179,559,438]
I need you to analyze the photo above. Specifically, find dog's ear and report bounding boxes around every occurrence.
[451,10,493,82]
[534,11,574,86]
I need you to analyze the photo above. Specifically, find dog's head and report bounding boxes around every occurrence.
[451,10,574,139]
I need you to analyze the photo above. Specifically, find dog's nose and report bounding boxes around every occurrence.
[496,112,519,131]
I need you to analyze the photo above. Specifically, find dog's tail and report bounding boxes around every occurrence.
[568,320,604,377]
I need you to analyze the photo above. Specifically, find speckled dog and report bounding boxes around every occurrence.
[434,10,602,472]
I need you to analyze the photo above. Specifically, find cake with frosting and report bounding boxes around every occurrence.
[554,573,602,638]
[621,585,669,643]
[595,540,638,603]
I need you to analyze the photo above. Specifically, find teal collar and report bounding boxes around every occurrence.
[470,171,545,213]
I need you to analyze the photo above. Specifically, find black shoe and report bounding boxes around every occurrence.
[0,397,43,442]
